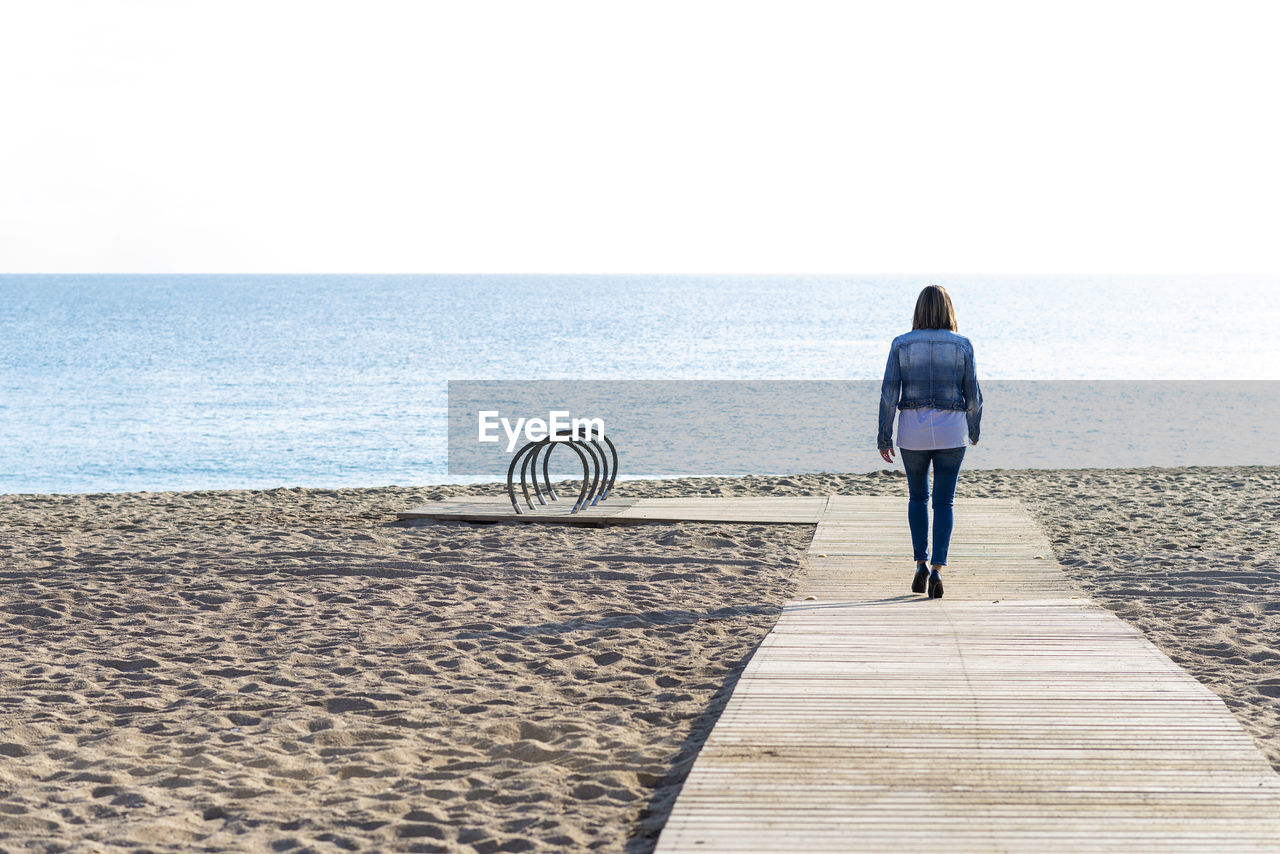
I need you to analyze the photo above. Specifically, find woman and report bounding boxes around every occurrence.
[877,285,982,599]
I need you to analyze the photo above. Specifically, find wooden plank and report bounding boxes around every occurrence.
[397,495,828,524]
[396,495,639,524]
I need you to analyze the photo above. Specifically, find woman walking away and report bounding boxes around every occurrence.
[877,285,982,599]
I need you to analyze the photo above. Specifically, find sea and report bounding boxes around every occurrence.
[1,275,1277,494]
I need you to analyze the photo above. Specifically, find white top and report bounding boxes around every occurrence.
[897,407,968,450]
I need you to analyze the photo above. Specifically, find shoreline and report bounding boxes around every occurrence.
[5,460,1279,498]
[2,465,1277,852]
[6,461,1279,501]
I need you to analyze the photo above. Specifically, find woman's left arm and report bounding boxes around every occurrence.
[963,341,982,444]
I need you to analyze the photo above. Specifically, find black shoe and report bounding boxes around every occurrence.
[911,564,929,594]
[927,569,943,599]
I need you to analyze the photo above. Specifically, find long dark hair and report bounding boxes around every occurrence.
[912,285,958,331]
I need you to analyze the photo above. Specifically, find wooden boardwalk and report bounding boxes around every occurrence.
[653,496,1280,852]
[400,493,1280,849]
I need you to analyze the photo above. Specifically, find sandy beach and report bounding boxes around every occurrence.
[2,465,1278,852]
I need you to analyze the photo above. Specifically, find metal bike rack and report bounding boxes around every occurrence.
[505,427,619,515]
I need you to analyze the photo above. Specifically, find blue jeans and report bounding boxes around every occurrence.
[900,446,966,566]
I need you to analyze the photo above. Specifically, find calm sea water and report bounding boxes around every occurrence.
[2,275,1277,494]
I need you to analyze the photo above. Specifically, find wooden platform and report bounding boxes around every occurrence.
[400,492,1280,849]
[651,496,1280,852]
[397,495,828,525]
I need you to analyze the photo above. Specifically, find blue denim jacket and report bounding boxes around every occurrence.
[878,328,982,450]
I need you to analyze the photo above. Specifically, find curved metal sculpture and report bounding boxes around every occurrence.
[505,426,618,515]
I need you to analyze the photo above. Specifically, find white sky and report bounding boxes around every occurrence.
[0,0,1276,273]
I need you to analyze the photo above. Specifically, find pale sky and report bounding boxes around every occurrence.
[1,0,1276,273]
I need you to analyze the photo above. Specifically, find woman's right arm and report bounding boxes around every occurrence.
[877,341,901,452]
